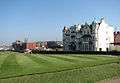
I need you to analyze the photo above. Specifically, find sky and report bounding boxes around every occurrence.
[0,0,120,44]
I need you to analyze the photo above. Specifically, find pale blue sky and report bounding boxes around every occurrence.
[0,0,120,44]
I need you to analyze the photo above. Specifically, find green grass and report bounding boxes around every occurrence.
[0,51,120,83]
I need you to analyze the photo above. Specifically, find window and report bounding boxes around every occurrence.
[71,31,75,33]
[99,48,102,51]
[106,48,109,52]
[65,34,70,36]
[71,35,75,38]
[87,31,90,34]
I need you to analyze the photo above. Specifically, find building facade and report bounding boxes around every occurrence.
[12,40,37,52]
[110,31,120,51]
[63,18,114,51]
[114,31,120,45]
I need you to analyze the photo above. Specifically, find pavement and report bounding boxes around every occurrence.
[97,78,120,83]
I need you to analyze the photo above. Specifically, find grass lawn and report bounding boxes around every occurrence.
[0,51,120,83]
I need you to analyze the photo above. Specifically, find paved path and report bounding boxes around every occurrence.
[97,78,120,83]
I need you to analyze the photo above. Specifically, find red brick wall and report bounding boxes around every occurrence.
[26,43,37,49]
[114,32,120,44]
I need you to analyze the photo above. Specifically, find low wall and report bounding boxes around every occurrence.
[0,50,120,56]
[32,50,120,56]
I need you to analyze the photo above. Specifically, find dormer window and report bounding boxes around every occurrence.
[71,31,75,33]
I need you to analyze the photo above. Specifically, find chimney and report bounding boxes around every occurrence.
[114,32,116,35]
[117,31,120,34]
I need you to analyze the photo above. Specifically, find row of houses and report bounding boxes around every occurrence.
[63,18,120,51]
[12,40,63,52]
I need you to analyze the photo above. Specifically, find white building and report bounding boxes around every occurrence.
[63,18,114,51]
